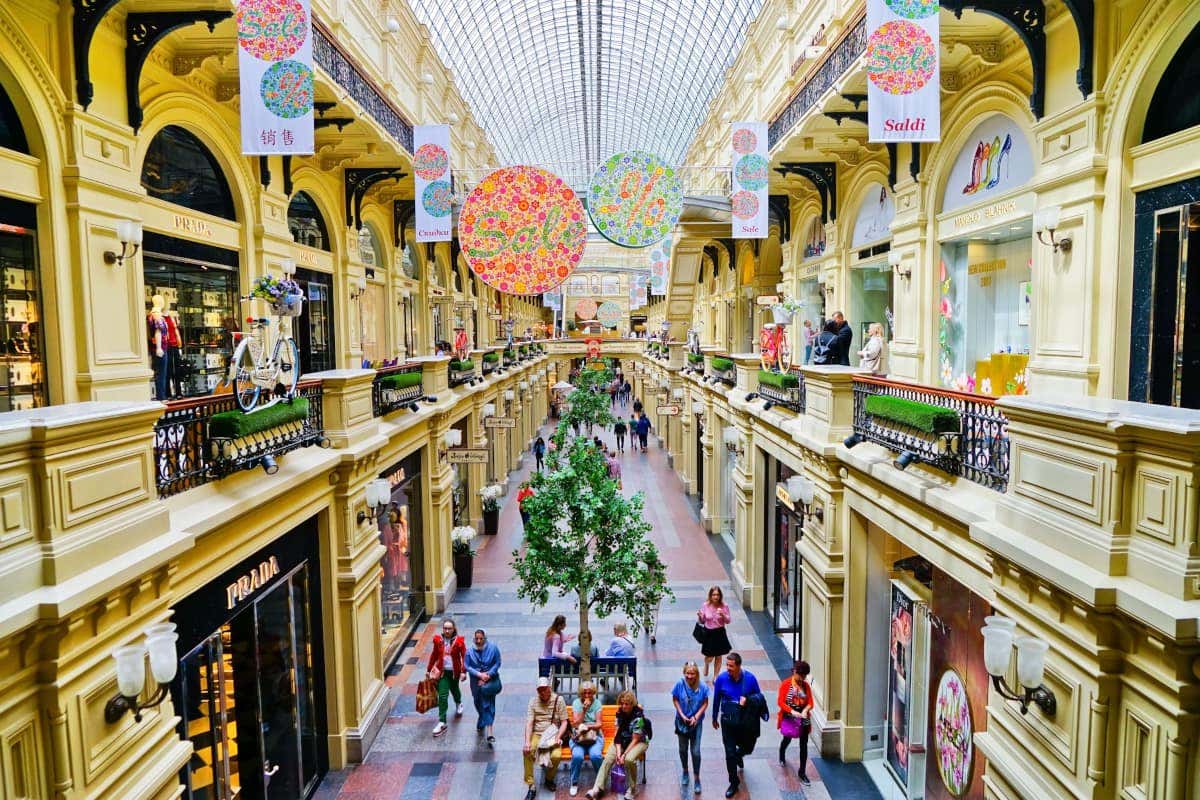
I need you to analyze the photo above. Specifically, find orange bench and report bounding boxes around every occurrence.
[559,704,646,784]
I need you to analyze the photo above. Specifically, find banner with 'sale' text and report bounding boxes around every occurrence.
[730,121,769,238]
[866,0,940,142]
[413,125,453,241]
[237,0,315,155]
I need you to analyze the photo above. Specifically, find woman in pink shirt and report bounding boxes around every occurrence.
[696,586,732,680]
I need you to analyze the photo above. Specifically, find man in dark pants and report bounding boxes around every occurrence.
[833,311,853,366]
[711,652,764,798]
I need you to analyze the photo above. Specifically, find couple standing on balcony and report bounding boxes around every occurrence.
[807,312,885,374]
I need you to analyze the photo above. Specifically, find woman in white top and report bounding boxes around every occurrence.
[858,322,886,374]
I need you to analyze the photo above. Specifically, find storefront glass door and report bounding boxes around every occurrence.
[771,503,803,658]
[0,212,47,411]
[295,268,334,375]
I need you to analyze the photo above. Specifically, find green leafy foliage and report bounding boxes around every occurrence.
[482,351,501,363]
[687,353,705,365]
[449,359,475,371]
[864,394,960,435]
[511,364,671,678]
[757,369,798,389]
[710,356,734,372]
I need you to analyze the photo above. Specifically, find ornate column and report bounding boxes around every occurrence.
[425,412,457,611]
[729,410,762,610]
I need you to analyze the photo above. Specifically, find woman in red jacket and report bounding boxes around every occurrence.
[777,660,814,785]
[427,617,467,737]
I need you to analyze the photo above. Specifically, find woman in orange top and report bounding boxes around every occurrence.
[516,481,534,528]
[777,660,814,785]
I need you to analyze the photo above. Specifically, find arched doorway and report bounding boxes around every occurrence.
[287,191,336,374]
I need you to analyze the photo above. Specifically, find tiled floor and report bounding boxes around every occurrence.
[315,412,883,800]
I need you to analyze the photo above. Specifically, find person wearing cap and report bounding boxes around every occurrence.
[524,677,569,799]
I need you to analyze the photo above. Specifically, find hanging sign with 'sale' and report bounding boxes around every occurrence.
[237,0,315,154]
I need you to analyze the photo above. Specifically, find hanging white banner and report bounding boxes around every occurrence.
[730,122,768,238]
[866,0,940,142]
[649,236,671,295]
[237,0,315,155]
[414,124,453,242]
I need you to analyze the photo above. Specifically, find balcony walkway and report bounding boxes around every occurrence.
[315,414,882,800]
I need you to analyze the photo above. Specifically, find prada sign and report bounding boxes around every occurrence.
[226,556,282,610]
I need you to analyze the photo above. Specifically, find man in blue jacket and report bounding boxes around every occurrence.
[635,412,652,453]
[712,652,768,797]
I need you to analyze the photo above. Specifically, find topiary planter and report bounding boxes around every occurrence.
[757,369,799,390]
[483,507,499,535]
[864,394,960,435]
[209,397,310,439]
[453,553,474,588]
[379,372,422,391]
[710,357,734,372]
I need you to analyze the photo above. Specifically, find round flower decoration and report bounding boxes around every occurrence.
[413,143,449,181]
[735,154,769,191]
[731,127,757,155]
[934,670,974,796]
[866,20,936,95]
[574,297,598,320]
[731,190,760,221]
[237,0,309,62]
[259,60,314,119]
[459,166,587,295]
[587,151,683,248]
[422,180,452,218]
[885,0,939,19]
[597,301,622,328]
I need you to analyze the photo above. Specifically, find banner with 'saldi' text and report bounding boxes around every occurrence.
[413,125,453,241]
[866,0,940,142]
[730,122,768,238]
[237,0,315,155]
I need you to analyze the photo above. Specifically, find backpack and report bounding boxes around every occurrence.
[811,332,837,365]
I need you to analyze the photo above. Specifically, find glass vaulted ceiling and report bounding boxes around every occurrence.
[410,0,765,168]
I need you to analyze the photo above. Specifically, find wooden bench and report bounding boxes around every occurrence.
[559,704,646,785]
[538,656,637,704]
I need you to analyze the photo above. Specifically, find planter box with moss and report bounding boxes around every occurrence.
[864,394,960,435]
[379,371,422,391]
[449,359,475,373]
[687,353,705,365]
[210,397,311,440]
[710,357,734,373]
[482,352,500,364]
[757,369,799,390]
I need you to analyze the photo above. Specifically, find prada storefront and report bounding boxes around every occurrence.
[170,517,327,800]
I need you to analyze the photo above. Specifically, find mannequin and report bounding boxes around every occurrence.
[147,294,169,400]
[162,297,182,397]
[453,324,469,361]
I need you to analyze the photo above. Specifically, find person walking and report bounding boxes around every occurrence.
[811,319,841,366]
[426,618,466,738]
[632,398,643,414]
[635,412,652,454]
[569,682,605,796]
[524,677,570,799]
[533,436,547,471]
[858,321,886,374]
[628,415,640,452]
[801,319,815,364]
[697,586,732,680]
[543,614,577,663]
[623,380,632,406]
[464,628,502,747]
[672,662,710,794]
[777,660,815,785]
[586,690,649,800]
[833,311,853,366]
[604,622,636,657]
[613,417,628,453]
[712,653,768,798]
[606,450,622,489]
[518,481,534,529]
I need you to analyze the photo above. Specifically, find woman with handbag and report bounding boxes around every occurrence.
[696,586,732,681]
[777,660,815,785]
[568,682,604,796]
[671,662,710,794]
[465,628,502,747]
[426,618,467,738]
[586,690,649,800]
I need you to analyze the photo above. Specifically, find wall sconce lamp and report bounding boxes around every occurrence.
[981,616,1057,716]
[722,425,744,458]
[692,401,705,416]
[672,388,685,400]
[1034,206,1072,253]
[386,18,401,34]
[280,258,297,277]
[889,249,911,280]
[518,380,529,394]
[481,402,496,418]
[357,478,397,524]
[439,428,463,461]
[350,275,368,300]
[504,389,515,402]
[104,219,143,266]
[784,475,823,523]
[106,622,178,723]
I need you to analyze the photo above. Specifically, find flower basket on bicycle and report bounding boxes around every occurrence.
[271,292,304,317]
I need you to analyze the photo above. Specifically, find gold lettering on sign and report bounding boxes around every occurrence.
[953,200,1019,230]
[968,259,1006,276]
[173,214,213,238]
[299,250,319,266]
[225,556,282,609]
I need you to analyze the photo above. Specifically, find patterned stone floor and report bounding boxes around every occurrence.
[315,411,883,800]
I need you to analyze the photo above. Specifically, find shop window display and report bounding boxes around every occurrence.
[0,205,46,411]
[378,454,424,654]
[294,267,334,374]
[141,126,235,221]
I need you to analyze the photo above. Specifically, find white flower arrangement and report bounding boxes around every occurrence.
[451,525,477,557]
[479,484,504,512]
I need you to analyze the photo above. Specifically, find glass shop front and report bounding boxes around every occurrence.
[378,450,426,664]
[171,517,326,800]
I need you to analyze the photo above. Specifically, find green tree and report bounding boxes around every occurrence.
[512,364,670,679]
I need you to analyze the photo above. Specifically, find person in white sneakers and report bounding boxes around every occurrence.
[426,617,466,737]
[523,677,569,799]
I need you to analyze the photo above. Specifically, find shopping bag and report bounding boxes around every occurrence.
[415,677,438,714]
[610,764,627,794]
[692,622,709,645]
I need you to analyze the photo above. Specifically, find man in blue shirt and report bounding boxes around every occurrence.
[603,622,636,657]
[711,652,762,798]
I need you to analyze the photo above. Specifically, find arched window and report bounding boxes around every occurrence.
[1143,21,1200,143]
[140,125,235,220]
[401,242,417,278]
[288,191,330,251]
[0,82,29,155]
[358,225,380,267]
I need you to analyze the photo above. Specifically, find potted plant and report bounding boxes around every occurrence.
[250,274,304,317]
[771,297,803,326]
[451,526,477,588]
[479,484,503,535]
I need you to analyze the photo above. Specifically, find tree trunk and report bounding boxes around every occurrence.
[578,588,592,681]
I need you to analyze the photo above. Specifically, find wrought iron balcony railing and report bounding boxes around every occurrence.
[372,363,424,417]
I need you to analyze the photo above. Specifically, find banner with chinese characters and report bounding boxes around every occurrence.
[414,124,453,241]
[237,0,315,155]
[866,0,940,142]
[649,236,670,295]
[730,122,768,238]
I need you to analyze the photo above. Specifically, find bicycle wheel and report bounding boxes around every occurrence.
[273,336,300,398]
[230,338,261,412]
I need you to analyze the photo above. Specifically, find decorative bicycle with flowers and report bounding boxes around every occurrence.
[228,274,304,412]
